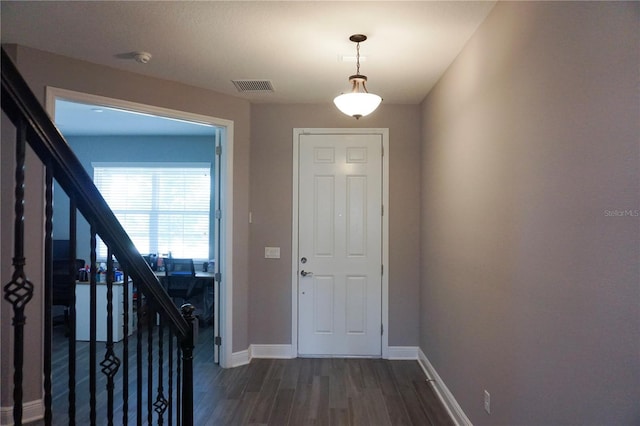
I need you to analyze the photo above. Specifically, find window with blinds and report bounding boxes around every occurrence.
[93,163,211,260]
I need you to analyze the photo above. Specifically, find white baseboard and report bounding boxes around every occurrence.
[230,344,294,368]
[248,345,415,360]
[1,399,44,425]
[417,348,472,426]
[250,344,295,359]
[230,349,250,368]
[386,346,419,360]
[231,345,420,365]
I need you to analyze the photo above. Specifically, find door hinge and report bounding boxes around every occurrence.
[215,209,222,219]
[214,272,222,282]
[215,145,222,156]
[381,205,384,216]
[215,336,222,346]
[381,324,384,336]
[381,264,384,276]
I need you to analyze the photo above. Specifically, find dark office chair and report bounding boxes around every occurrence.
[52,258,84,335]
[163,258,202,306]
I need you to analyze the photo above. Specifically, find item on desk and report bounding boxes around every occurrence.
[80,264,90,282]
[208,259,215,272]
[96,262,107,282]
[148,253,158,271]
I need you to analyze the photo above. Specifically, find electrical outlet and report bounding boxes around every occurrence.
[484,390,491,414]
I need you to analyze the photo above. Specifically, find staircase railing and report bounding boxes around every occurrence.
[1,48,195,425]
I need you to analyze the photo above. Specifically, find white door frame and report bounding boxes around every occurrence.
[45,87,235,368]
[292,128,389,358]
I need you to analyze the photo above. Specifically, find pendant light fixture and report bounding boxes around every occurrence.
[333,34,382,119]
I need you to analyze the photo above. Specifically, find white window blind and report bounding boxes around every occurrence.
[93,163,211,260]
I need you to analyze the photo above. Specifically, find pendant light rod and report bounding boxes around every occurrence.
[352,34,365,76]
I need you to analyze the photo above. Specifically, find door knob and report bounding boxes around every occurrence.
[300,270,313,277]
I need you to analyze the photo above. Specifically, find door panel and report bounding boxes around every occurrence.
[298,133,382,356]
[314,176,335,256]
[314,276,335,333]
[346,276,366,333]
[347,175,367,256]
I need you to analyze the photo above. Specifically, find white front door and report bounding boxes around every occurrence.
[297,132,382,356]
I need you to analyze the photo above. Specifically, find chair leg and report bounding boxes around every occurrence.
[64,307,70,337]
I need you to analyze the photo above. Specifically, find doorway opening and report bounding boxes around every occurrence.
[45,87,234,367]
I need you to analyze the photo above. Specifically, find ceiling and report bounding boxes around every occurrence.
[1,1,496,106]
[54,99,218,136]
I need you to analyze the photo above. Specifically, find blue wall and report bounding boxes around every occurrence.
[53,135,216,263]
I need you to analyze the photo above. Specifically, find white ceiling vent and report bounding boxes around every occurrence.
[232,79,275,92]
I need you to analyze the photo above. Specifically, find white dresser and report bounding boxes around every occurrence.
[75,281,134,342]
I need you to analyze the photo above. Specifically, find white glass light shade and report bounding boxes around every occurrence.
[333,92,382,119]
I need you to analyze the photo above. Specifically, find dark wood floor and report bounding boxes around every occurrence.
[40,324,453,425]
[200,356,454,426]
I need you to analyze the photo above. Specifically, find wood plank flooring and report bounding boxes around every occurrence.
[39,324,453,425]
[208,357,454,426]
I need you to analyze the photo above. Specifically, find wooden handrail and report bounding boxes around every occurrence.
[1,48,190,339]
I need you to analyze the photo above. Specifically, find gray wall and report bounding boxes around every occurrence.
[4,45,252,355]
[420,2,639,424]
[53,135,216,263]
[249,104,421,347]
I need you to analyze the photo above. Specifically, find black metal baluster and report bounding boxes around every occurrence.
[89,226,98,425]
[168,330,174,426]
[176,339,182,426]
[68,199,78,424]
[122,271,130,426]
[153,318,168,425]
[136,282,143,426]
[100,249,121,426]
[43,163,53,425]
[3,118,34,426]
[147,303,154,425]
[180,304,196,426]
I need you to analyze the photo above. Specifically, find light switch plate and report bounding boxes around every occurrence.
[264,247,280,259]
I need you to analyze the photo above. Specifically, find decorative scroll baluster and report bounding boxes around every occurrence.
[153,319,168,424]
[100,249,121,426]
[3,118,34,426]
[89,226,98,424]
[147,303,155,425]
[43,163,54,425]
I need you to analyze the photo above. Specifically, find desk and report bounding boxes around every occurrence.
[75,280,134,342]
[155,271,215,324]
